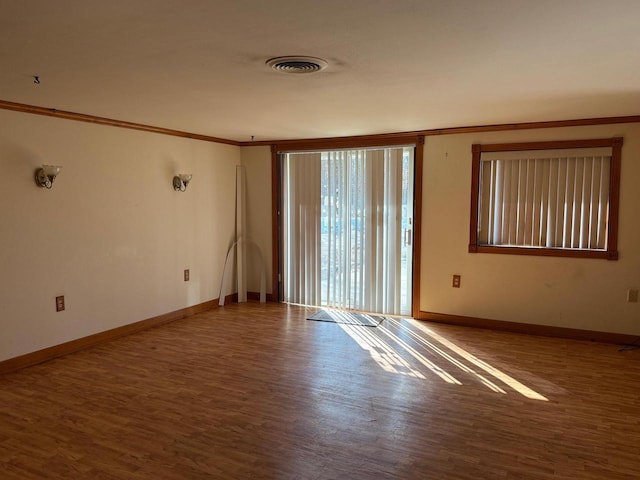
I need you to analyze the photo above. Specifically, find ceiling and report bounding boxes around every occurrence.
[1,0,640,142]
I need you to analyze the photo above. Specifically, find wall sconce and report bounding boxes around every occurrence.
[35,165,62,189]
[173,173,192,192]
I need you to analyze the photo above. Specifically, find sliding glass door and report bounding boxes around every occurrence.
[282,146,414,315]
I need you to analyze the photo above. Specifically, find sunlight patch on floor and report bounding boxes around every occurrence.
[339,322,426,379]
[338,317,548,401]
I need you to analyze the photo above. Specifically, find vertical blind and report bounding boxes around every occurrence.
[283,147,410,315]
[478,148,611,250]
[283,152,322,306]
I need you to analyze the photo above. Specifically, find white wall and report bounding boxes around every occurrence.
[421,123,640,335]
[7,111,635,365]
[241,146,273,293]
[240,146,273,294]
[0,109,240,362]
[240,123,640,336]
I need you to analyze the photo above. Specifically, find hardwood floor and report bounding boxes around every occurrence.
[1,302,639,479]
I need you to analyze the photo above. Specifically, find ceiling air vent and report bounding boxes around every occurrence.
[266,56,328,74]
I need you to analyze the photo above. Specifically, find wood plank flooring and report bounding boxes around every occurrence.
[1,302,639,479]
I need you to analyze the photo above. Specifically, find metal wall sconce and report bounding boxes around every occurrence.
[35,165,62,189]
[173,173,192,192]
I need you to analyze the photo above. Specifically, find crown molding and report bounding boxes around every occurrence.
[3,98,639,149]
[0,99,240,146]
[239,115,640,148]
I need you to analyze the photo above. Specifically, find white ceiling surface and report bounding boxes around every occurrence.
[1,0,640,142]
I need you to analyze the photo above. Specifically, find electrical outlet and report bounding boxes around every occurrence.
[452,274,461,288]
[627,289,638,303]
[56,295,65,312]
[184,269,190,282]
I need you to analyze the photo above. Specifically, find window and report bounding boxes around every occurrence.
[469,138,622,260]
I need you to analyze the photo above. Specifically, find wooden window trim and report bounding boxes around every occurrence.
[469,137,623,260]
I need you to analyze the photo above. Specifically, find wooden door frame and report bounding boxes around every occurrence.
[270,135,424,318]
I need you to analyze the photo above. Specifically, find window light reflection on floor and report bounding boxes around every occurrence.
[337,314,548,401]
[383,319,506,395]
[340,322,426,379]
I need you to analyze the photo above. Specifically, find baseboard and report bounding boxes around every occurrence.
[247,291,278,302]
[417,311,639,345]
[0,294,236,375]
